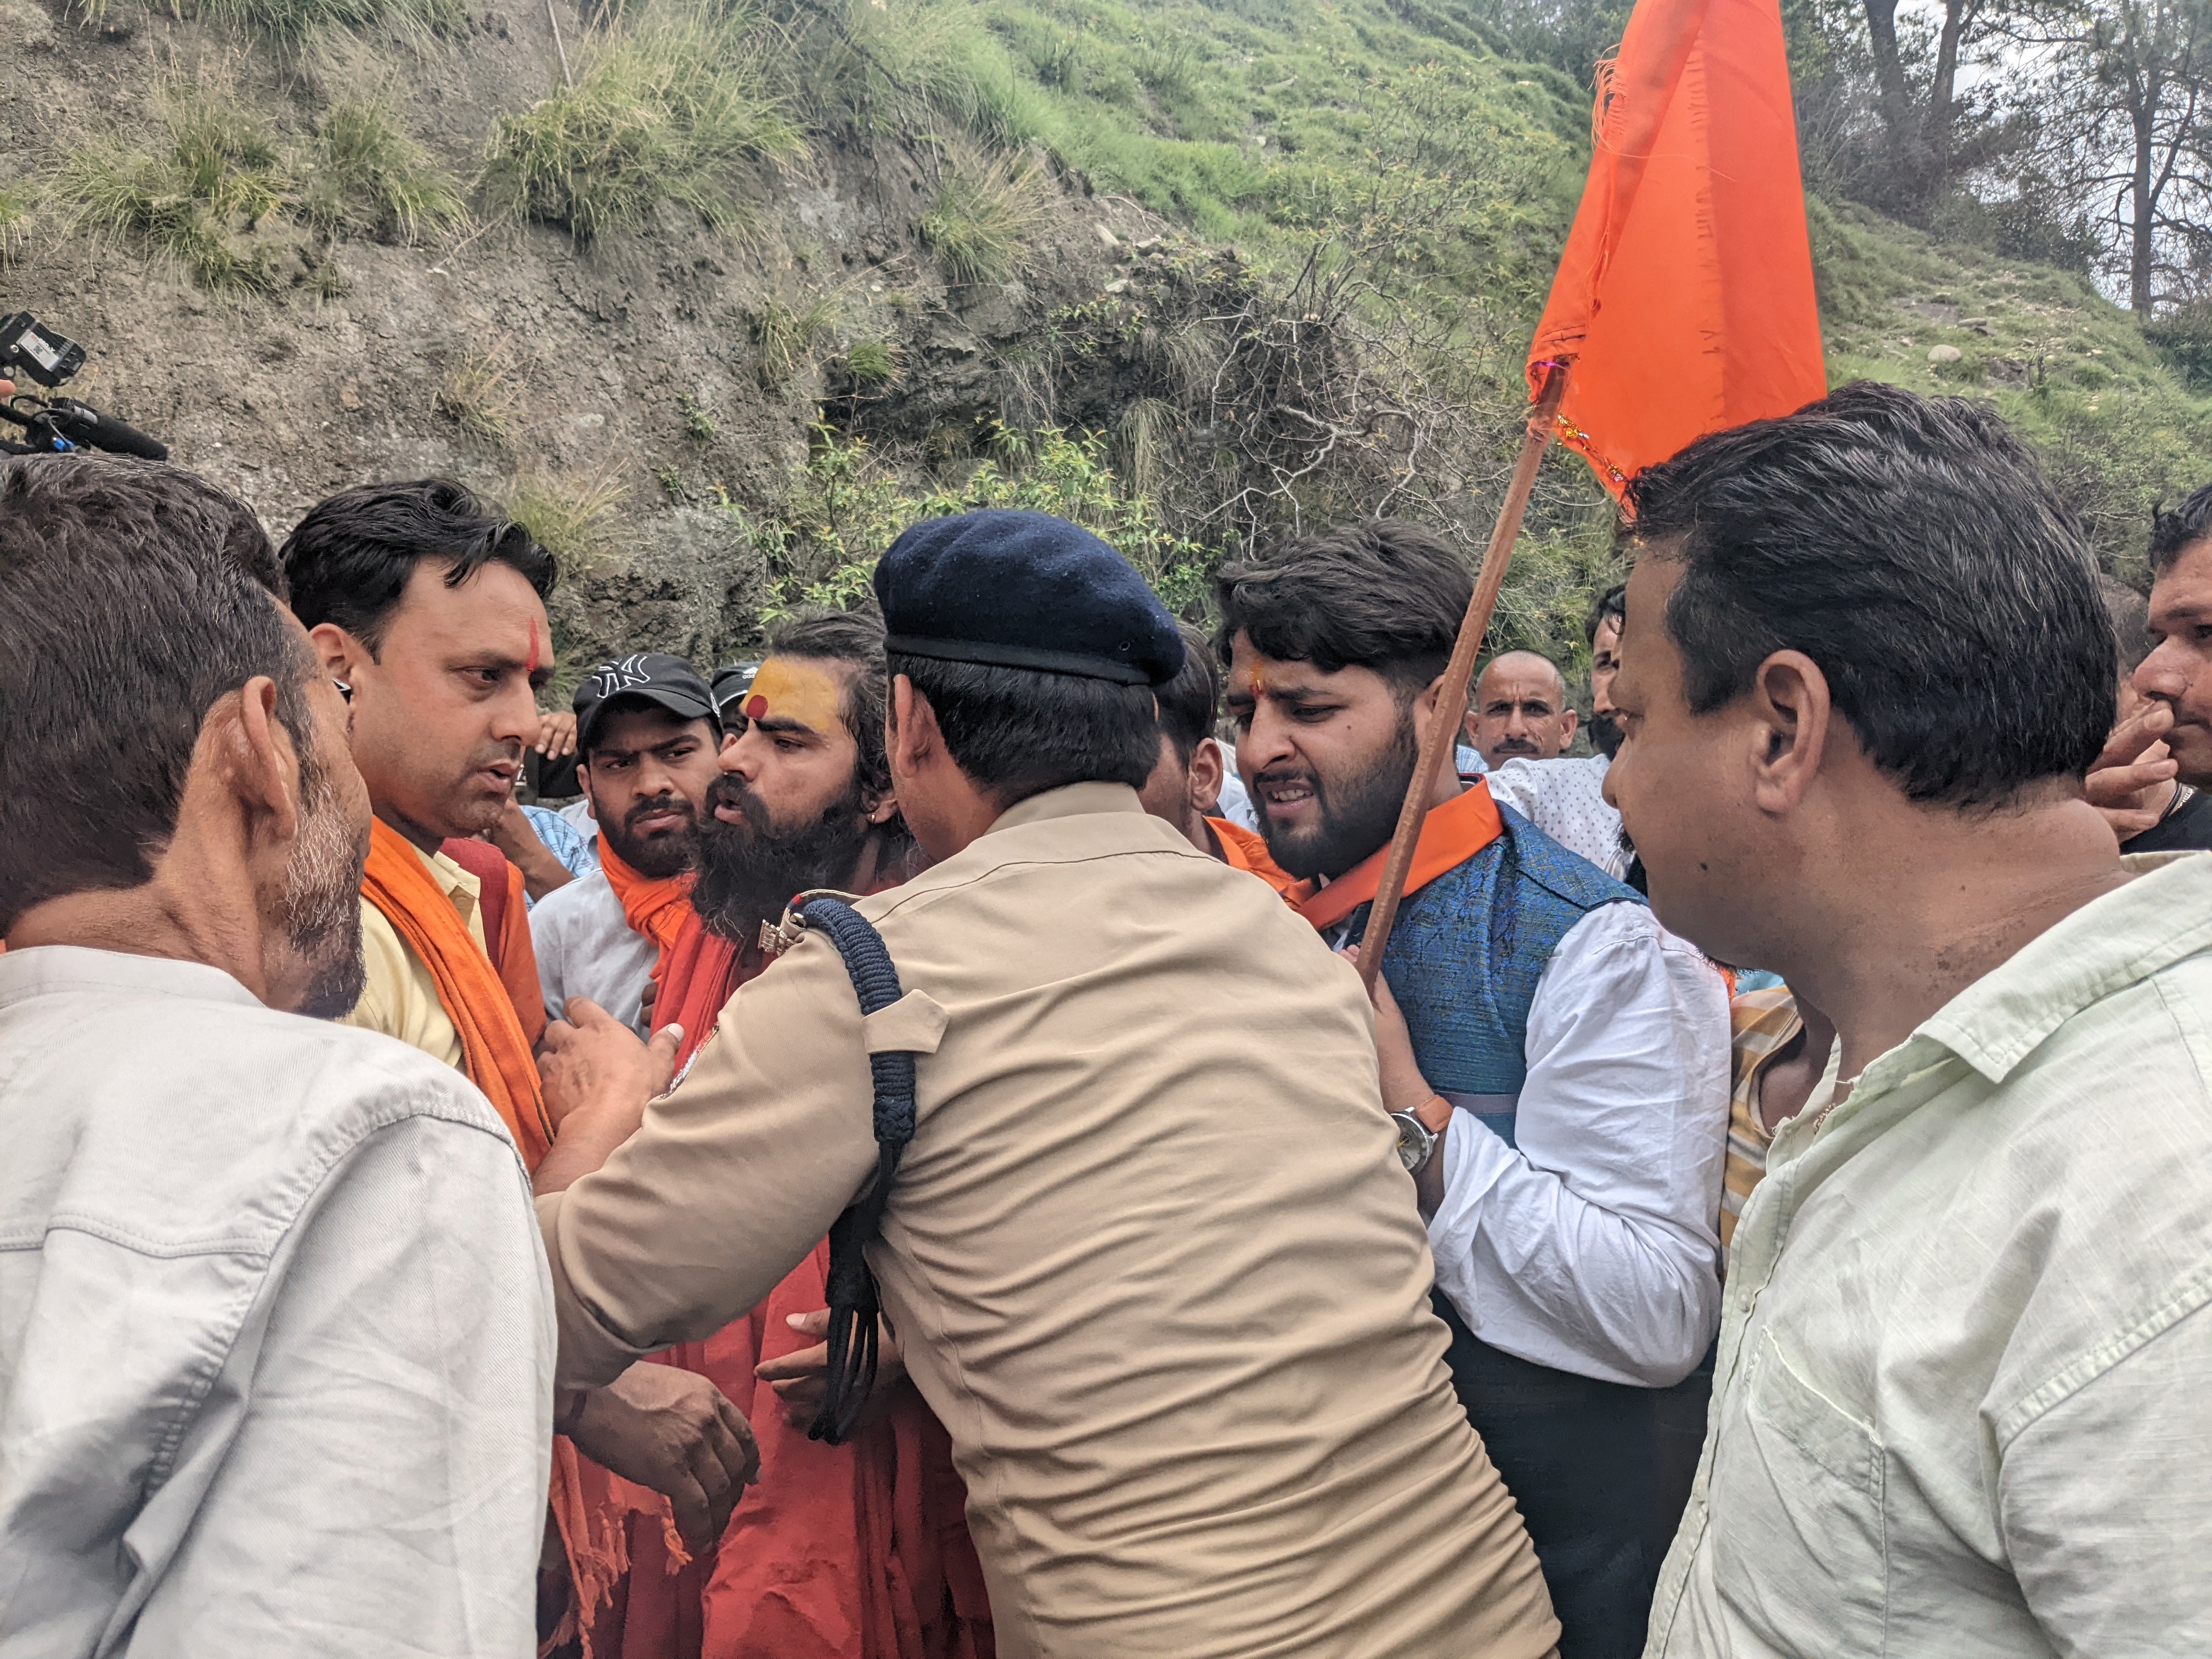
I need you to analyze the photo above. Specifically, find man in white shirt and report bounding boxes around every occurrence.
[0,456,551,1655]
[1483,585,1632,878]
[1612,381,2212,1657]
[1217,523,1729,1659]
[531,653,721,1036]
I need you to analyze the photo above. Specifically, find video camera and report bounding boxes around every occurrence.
[0,312,167,460]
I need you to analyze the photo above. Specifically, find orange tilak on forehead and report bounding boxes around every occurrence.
[741,657,843,731]
[526,620,541,675]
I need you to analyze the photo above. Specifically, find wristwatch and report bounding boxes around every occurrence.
[1390,1094,1454,1176]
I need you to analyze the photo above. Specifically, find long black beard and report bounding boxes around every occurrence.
[690,775,872,944]
[1256,711,1421,883]
[1587,709,1623,759]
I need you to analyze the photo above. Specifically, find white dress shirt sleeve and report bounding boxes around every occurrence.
[126,1109,554,1658]
[1426,902,1729,1387]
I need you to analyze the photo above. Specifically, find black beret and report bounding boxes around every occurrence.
[874,509,1185,687]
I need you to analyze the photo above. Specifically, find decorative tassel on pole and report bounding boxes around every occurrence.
[1355,364,1568,993]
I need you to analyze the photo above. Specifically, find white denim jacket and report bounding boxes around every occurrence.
[0,947,551,1658]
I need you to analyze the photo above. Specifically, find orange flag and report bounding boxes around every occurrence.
[1527,0,1826,495]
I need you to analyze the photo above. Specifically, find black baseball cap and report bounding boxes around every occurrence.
[572,652,718,751]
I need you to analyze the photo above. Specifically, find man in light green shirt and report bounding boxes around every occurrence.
[1604,381,2212,1657]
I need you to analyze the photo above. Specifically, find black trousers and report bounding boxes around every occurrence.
[1435,1292,1667,1659]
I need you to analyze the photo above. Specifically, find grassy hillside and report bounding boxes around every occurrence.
[5,0,2204,676]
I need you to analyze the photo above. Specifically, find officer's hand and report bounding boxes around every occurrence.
[756,1309,908,1431]
[532,1001,681,1194]
[561,1362,758,1553]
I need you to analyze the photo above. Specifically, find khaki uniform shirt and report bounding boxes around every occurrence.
[539,783,1559,1659]
[340,843,484,1068]
[1649,853,2212,1657]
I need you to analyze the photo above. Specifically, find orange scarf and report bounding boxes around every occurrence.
[439,836,547,1048]
[1295,779,1505,933]
[360,818,554,1166]
[597,839,696,988]
[1206,817,1305,898]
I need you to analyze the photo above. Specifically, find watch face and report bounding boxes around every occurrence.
[1392,1112,1432,1173]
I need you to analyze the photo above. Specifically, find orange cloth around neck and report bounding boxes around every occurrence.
[360,816,555,1169]
[1206,817,1306,900]
[1294,779,1505,934]
[598,839,697,987]
[364,822,673,1659]
[658,909,747,1071]
[439,837,547,1048]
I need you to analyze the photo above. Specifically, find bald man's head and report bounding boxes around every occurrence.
[1466,650,1577,768]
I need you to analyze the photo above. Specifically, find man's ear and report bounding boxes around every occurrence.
[1189,736,1226,816]
[212,675,304,845]
[1560,707,1579,745]
[864,784,901,826]
[307,621,367,681]
[1415,670,1447,728]
[1747,650,1831,815]
[888,675,936,781]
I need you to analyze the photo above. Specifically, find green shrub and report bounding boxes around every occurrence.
[841,338,902,383]
[678,391,718,440]
[504,469,630,573]
[747,424,1211,617]
[302,89,465,242]
[182,0,464,42]
[479,3,804,243]
[0,188,27,264]
[751,289,843,388]
[53,90,291,291]
[435,336,521,439]
[919,141,1054,285]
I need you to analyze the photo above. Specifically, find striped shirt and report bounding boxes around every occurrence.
[1719,988,1803,1271]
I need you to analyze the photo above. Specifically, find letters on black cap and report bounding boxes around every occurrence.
[873,509,1185,687]
[572,651,718,749]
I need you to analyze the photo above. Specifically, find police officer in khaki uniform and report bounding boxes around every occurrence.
[534,510,1560,1658]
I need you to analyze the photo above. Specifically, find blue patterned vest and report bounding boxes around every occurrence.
[1345,805,1664,1657]
[1345,804,1644,1141]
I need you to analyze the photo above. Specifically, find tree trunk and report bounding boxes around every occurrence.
[1864,0,1913,136]
[2133,89,2159,313]
[1929,0,1973,172]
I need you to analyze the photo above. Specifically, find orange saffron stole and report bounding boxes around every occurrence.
[597,839,696,989]
[1207,817,1308,901]
[1295,781,1506,933]
[360,818,555,1164]
[439,836,548,1049]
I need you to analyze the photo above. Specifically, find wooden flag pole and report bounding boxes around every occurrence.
[1357,363,1570,995]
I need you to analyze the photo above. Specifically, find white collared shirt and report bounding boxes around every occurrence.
[1649,852,2212,1658]
[531,866,659,1037]
[0,946,552,1657]
[1426,901,1731,1386]
[1483,754,1629,877]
